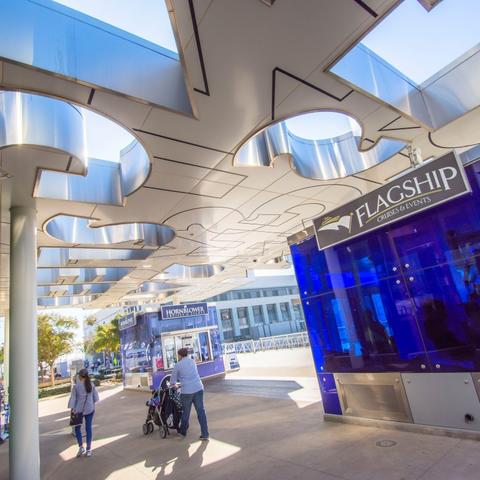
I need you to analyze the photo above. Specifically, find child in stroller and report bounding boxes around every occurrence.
[143,375,182,439]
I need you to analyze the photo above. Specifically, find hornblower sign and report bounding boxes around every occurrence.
[313,151,471,250]
[161,302,208,319]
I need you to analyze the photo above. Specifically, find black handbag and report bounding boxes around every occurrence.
[69,394,88,426]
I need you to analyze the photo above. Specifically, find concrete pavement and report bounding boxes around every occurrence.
[1,353,480,479]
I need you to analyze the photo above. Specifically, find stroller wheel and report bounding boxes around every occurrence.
[160,426,168,439]
[142,423,149,435]
[147,422,154,434]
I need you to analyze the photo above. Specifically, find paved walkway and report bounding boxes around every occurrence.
[1,361,480,479]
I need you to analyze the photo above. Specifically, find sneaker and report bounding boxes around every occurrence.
[176,433,186,440]
[76,447,85,458]
[86,450,93,457]
[199,436,209,442]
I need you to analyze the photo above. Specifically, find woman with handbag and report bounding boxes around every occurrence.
[68,368,99,457]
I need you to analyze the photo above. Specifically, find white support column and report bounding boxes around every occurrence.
[9,206,40,480]
[4,313,9,401]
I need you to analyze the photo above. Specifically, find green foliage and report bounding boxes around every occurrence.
[0,344,4,364]
[38,314,78,387]
[38,383,71,399]
[92,317,120,356]
[85,315,97,327]
[83,333,96,356]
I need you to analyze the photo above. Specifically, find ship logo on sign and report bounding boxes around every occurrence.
[317,215,352,233]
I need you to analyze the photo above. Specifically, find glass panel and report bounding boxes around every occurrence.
[390,162,480,272]
[237,306,250,337]
[302,276,428,373]
[198,331,212,362]
[252,305,265,324]
[220,309,233,331]
[291,301,304,321]
[267,304,279,323]
[406,264,480,371]
[280,302,292,322]
[162,335,177,370]
[209,329,222,358]
[290,238,332,297]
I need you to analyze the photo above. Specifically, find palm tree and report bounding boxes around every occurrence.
[92,317,120,365]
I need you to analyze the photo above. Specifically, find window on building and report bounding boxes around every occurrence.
[267,304,279,323]
[220,309,233,331]
[237,307,249,327]
[279,302,292,322]
[237,307,250,336]
[223,330,234,341]
[291,301,304,321]
[252,305,265,324]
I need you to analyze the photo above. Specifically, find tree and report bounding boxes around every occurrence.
[83,333,96,357]
[0,344,4,364]
[92,316,121,363]
[38,314,77,387]
[85,315,97,327]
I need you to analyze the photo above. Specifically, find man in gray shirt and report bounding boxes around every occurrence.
[171,347,209,440]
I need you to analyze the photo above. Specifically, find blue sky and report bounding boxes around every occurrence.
[285,111,360,140]
[81,109,134,162]
[52,0,178,52]
[361,0,480,84]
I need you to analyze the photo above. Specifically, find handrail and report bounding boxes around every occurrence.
[222,332,309,354]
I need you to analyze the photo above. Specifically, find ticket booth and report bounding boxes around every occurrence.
[120,303,225,390]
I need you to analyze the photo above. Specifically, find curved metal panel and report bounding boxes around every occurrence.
[37,247,152,267]
[329,42,480,130]
[0,91,87,173]
[134,282,182,294]
[44,215,175,247]
[37,283,111,297]
[120,140,151,196]
[37,295,100,307]
[234,111,407,180]
[37,267,131,285]
[35,136,151,206]
[0,0,193,114]
[36,159,123,205]
[157,263,225,282]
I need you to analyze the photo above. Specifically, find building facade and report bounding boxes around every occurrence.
[205,275,306,342]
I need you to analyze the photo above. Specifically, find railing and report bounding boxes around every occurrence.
[222,332,310,354]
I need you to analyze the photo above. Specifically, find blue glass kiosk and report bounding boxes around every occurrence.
[119,303,225,390]
[289,154,480,432]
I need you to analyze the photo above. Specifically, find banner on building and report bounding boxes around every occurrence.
[119,313,136,331]
[161,302,208,319]
[313,151,471,250]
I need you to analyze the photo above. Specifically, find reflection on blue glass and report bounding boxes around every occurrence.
[291,161,480,374]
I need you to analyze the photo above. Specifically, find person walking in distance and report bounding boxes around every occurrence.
[171,347,209,440]
[68,368,99,457]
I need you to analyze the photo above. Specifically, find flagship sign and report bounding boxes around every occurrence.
[313,152,471,250]
[119,313,136,331]
[161,302,208,319]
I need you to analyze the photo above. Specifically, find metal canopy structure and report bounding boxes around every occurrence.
[1,0,479,313]
[3,1,480,478]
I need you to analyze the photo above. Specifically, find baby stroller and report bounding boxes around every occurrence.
[142,375,182,439]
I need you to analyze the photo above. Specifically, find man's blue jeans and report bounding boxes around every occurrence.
[180,390,209,438]
[75,412,94,450]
